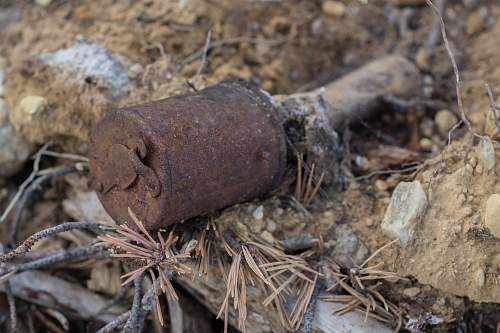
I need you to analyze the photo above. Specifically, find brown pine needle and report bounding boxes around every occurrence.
[99,208,194,326]
[322,240,404,327]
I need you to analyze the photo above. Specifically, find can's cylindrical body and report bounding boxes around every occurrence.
[89,81,287,230]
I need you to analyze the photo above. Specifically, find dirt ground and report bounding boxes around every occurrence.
[1,0,500,332]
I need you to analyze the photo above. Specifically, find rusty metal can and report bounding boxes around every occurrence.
[89,81,287,230]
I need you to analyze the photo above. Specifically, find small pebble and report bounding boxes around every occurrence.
[465,164,474,175]
[472,214,481,225]
[403,287,421,298]
[17,96,47,116]
[322,1,346,16]
[260,230,275,244]
[128,63,144,80]
[415,48,430,71]
[474,268,485,288]
[463,207,473,217]
[457,193,466,205]
[374,179,388,192]
[324,240,336,249]
[35,0,52,6]
[452,225,462,235]
[478,138,496,172]
[420,138,434,151]
[420,118,435,137]
[266,219,277,233]
[252,205,264,220]
[435,110,458,136]
[469,156,478,168]
[364,217,374,227]
[475,164,483,175]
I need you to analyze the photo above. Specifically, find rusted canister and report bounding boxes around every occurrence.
[89,81,287,230]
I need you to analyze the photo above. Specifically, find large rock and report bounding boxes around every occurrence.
[382,181,428,246]
[5,38,132,148]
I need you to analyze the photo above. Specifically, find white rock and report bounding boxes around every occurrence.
[434,110,457,136]
[484,193,500,238]
[382,181,428,246]
[260,230,275,244]
[322,1,346,17]
[478,138,496,172]
[252,205,264,220]
[18,95,47,116]
[35,0,52,6]
[39,38,130,99]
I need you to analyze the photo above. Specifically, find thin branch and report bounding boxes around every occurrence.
[0,244,108,279]
[486,84,500,132]
[425,0,480,143]
[96,278,158,333]
[194,29,212,79]
[123,274,145,333]
[5,279,16,333]
[1,222,104,262]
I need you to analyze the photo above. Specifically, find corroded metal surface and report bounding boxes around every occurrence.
[89,81,287,230]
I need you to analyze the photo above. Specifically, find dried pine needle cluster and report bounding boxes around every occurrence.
[217,231,320,332]
[321,241,404,330]
[98,208,195,325]
[99,208,325,332]
[295,152,325,209]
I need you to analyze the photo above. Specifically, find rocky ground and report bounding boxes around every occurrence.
[0,0,500,332]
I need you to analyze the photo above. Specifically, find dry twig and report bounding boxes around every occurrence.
[425,0,481,144]
[0,222,104,262]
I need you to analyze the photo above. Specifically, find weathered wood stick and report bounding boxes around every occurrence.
[278,54,422,128]
[0,270,124,322]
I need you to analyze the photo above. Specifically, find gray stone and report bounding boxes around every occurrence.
[332,224,369,267]
[382,181,428,246]
[478,138,496,172]
[434,110,457,136]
